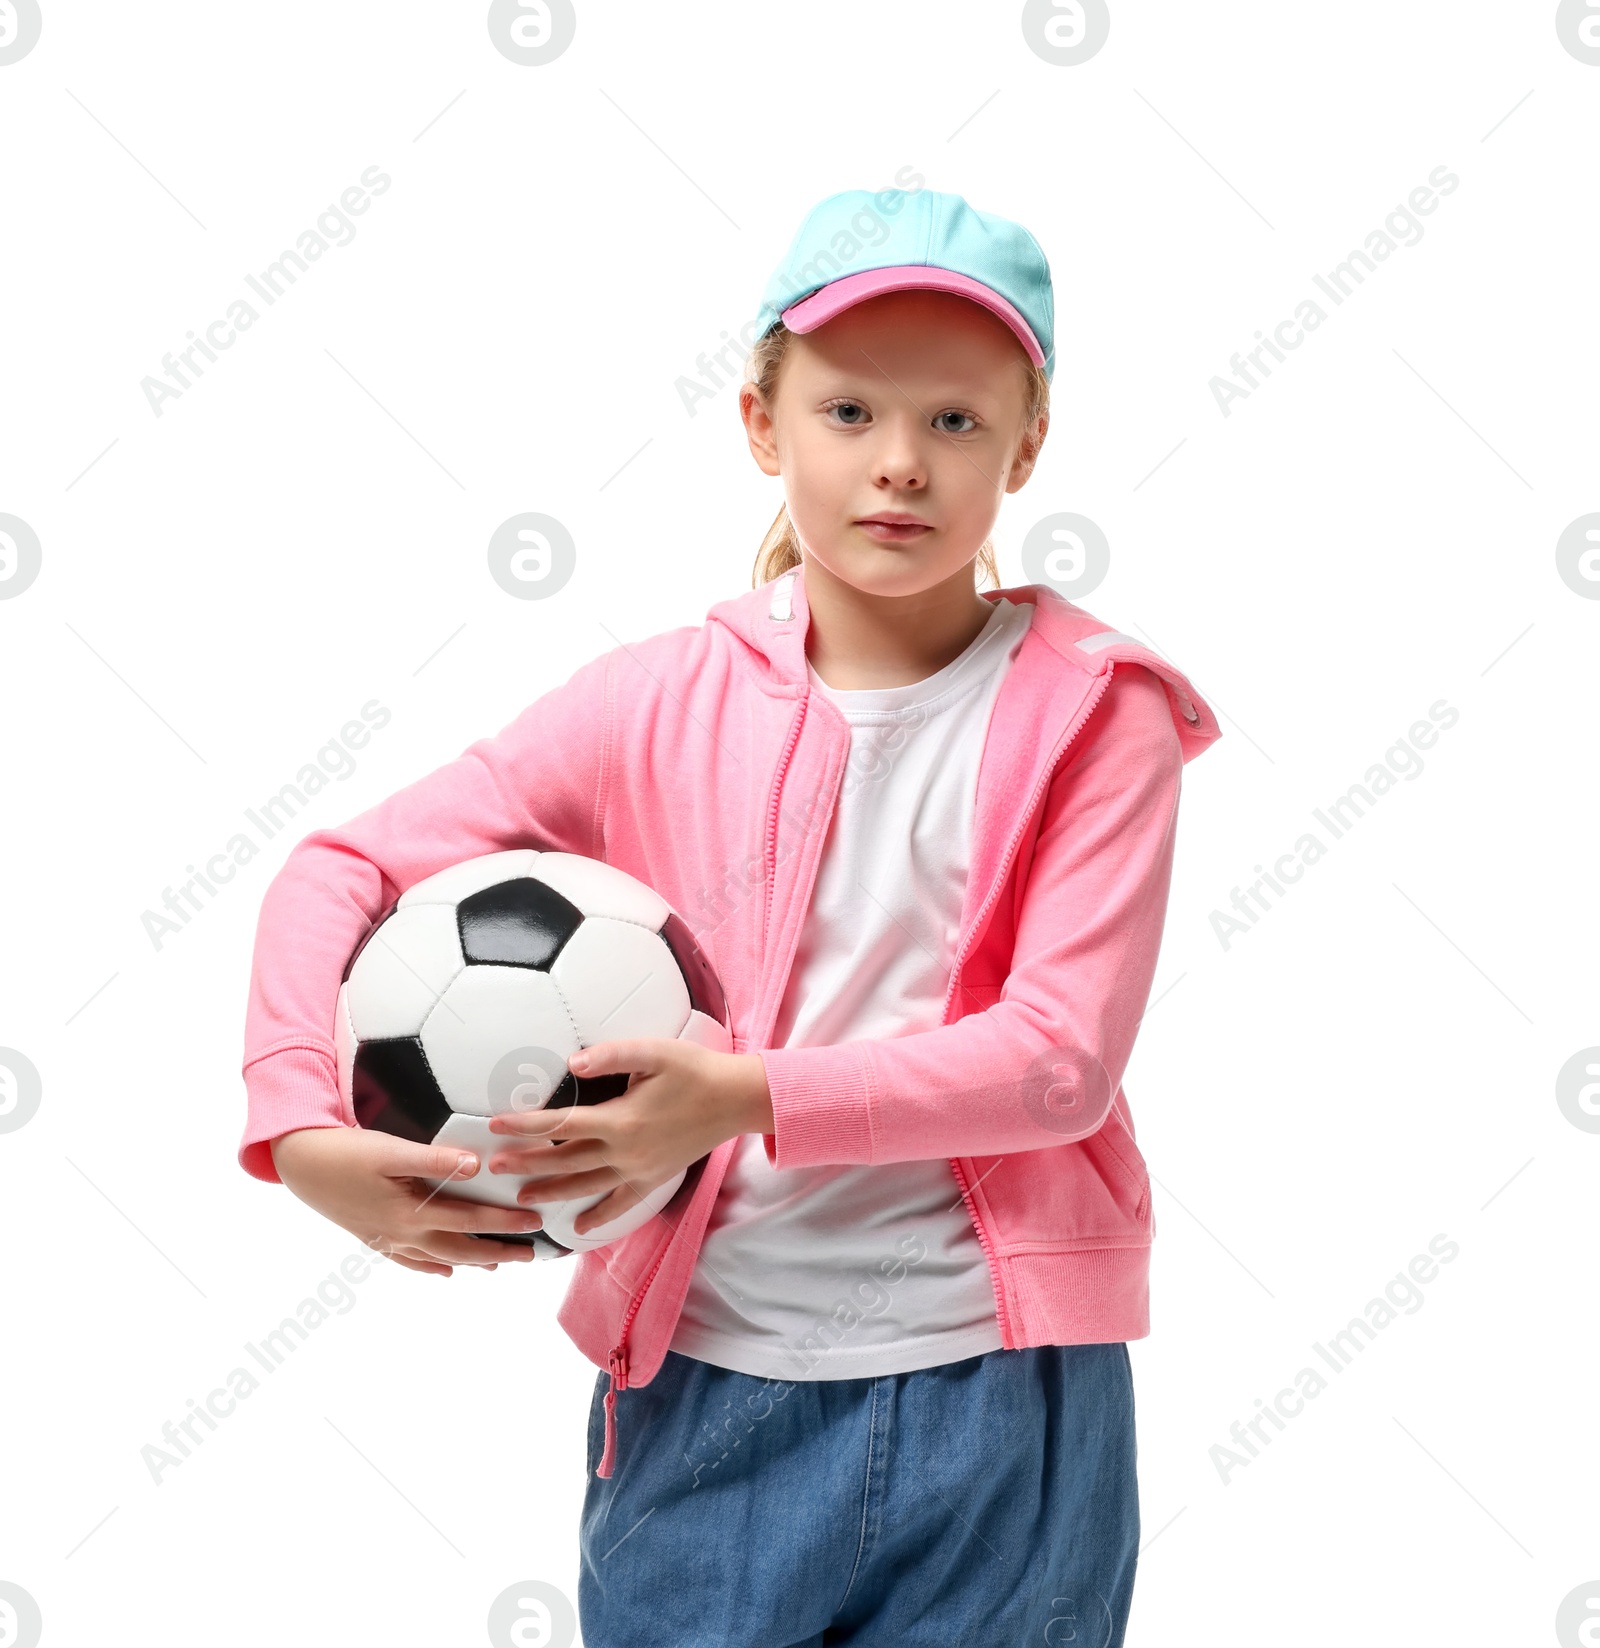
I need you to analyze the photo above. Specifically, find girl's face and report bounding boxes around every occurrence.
[741,289,1045,599]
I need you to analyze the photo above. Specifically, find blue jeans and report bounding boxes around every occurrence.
[579,1343,1139,1647]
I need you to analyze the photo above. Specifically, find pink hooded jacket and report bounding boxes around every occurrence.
[239,563,1220,1477]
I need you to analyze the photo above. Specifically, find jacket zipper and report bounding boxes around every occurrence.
[596,1236,672,1478]
[762,699,809,960]
[597,695,811,1481]
[942,666,1116,1350]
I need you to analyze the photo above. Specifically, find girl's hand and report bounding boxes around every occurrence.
[269,1126,548,1276]
[485,1041,773,1236]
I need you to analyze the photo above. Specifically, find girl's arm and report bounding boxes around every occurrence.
[239,648,612,1184]
[756,663,1185,1168]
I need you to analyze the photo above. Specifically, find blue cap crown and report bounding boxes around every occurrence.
[754,186,1055,381]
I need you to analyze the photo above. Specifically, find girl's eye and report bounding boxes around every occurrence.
[933,410,977,435]
[824,401,870,427]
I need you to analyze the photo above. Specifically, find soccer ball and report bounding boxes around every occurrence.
[334,849,730,1259]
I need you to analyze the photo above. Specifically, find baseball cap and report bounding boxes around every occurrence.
[753,186,1055,381]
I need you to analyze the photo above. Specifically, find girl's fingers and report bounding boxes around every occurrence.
[418,1230,537,1264]
[375,1135,482,1181]
[573,1186,644,1235]
[489,1140,606,1177]
[487,1104,591,1139]
[386,1248,453,1277]
[421,1195,544,1234]
[515,1167,621,1205]
[568,1037,669,1080]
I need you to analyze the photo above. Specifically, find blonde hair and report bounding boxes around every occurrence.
[747,321,1051,591]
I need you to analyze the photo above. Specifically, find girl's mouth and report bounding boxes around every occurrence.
[855,518,932,544]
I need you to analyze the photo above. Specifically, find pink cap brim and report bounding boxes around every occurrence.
[780,266,1045,367]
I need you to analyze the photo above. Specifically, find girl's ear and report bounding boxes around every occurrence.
[1004,411,1049,494]
[740,384,782,478]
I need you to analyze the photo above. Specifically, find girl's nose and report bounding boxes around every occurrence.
[873,431,928,490]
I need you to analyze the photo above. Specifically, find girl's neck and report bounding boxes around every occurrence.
[800,553,997,691]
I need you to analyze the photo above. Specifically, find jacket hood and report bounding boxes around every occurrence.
[706,561,1222,763]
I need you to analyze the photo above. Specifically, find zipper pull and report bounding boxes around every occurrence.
[597,1348,628,1479]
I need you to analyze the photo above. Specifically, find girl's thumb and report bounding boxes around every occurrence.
[382,1136,479,1180]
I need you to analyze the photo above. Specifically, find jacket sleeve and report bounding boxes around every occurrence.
[756,663,1184,1168]
[237,648,612,1184]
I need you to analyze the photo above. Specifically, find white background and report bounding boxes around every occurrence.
[1,2,1596,1644]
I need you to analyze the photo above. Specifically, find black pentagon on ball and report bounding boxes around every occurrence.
[351,1037,452,1144]
[471,1228,573,1258]
[458,877,584,969]
[659,910,729,1025]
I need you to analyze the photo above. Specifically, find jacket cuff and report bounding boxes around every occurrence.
[758,1042,876,1169]
[238,1044,349,1183]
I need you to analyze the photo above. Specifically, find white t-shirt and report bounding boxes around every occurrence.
[669,595,1036,1380]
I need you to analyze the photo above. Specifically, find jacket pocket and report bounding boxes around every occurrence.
[970,1119,1151,1251]
[602,1223,663,1293]
[1095,1110,1151,1221]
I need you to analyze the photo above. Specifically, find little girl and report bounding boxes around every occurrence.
[242,186,1220,1645]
